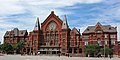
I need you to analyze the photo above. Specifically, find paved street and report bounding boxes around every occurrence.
[0,55,120,60]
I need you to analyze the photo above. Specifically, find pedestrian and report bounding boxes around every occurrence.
[68,54,69,57]
[58,54,60,57]
[110,54,112,59]
[37,52,40,55]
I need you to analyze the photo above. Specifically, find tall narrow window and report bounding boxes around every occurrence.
[110,35,116,38]
[104,34,107,38]
[97,39,101,46]
[71,40,74,46]
[55,32,58,45]
[105,40,107,45]
[50,32,54,46]
[76,36,79,46]
[85,40,88,46]
[46,32,49,45]
[111,40,115,45]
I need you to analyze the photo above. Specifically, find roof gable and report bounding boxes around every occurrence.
[83,22,117,34]
[95,22,103,31]
[71,27,79,34]
[41,11,63,27]
[4,28,27,37]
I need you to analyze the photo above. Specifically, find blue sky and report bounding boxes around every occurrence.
[0,0,120,43]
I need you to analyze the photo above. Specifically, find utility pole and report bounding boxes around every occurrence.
[104,40,105,58]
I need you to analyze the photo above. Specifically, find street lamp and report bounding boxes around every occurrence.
[104,40,105,58]
[104,40,107,58]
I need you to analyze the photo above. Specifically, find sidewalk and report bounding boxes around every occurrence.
[0,55,120,60]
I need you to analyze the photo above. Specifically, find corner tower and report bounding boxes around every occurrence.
[28,17,42,55]
[34,17,40,31]
[61,15,71,55]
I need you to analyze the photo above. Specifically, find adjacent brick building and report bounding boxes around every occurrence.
[82,22,118,56]
[118,41,120,56]
[4,28,28,45]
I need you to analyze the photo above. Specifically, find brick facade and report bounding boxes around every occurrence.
[4,28,28,45]
[3,11,119,57]
[27,11,83,56]
[82,22,118,56]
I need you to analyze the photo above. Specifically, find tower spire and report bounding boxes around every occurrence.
[34,17,40,31]
[62,15,69,29]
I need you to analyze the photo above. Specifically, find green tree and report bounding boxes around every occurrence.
[85,44,100,57]
[1,43,14,54]
[16,40,26,54]
[100,47,112,55]
[0,44,3,53]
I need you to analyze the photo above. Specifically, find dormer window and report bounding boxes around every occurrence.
[21,32,23,34]
[6,32,9,35]
[109,28,111,30]
[87,29,89,31]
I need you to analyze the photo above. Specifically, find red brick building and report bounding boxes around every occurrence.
[26,11,84,56]
[4,28,28,45]
[82,22,118,56]
[118,41,120,57]
[4,11,119,57]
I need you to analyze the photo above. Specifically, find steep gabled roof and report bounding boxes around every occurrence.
[83,22,117,33]
[4,28,27,37]
[33,17,40,31]
[41,11,63,27]
[95,22,102,27]
[4,31,10,37]
[95,22,102,31]
[61,15,69,29]
[19,30,27,36]
[13,28,19,36]
[71,27,79,34]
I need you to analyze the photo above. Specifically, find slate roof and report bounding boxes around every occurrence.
[19,30,27,36]
[83,22,117,33]
[4,28,27,37]
[71,27,79,34]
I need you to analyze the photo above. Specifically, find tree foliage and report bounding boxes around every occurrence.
[0,39,26,54]
[100,47,112,55]
[16,40,26,50]
[15,40,26,54]
[85,44,100,56]
[85,44,112,57]
[0,43,14,54]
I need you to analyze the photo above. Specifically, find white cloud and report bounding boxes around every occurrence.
[0,0,25,16]
[24,0,102,6]
[1,0,117,44]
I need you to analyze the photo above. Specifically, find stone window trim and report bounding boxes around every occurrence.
[104,34,107,38]
[111,39,115,45]
[84,39,88,45]
[110,35,116,38]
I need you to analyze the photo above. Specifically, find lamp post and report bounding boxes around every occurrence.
[104,40,107,58]
[104,41,105,58]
